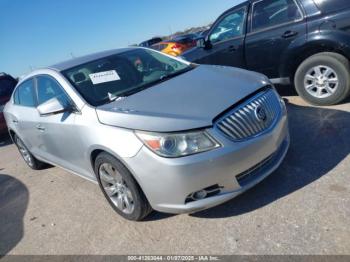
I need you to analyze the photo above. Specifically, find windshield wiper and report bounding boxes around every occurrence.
[108,92,125,102]
[159,65,195,81]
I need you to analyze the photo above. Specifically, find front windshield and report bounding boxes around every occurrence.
[62,48,193,106]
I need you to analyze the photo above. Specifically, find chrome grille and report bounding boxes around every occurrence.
[216,88,281,141]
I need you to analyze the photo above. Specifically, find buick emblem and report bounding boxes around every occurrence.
[255,105,267,122]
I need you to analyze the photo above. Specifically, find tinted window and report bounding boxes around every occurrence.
[313,0,350,13]
[149,38,162,46]
[0,78,16,97]
[36,76,69,106]
[151,43,168,51]
[172,34,198,44]
[252,0,302,31]
[209,8,246,43]
[16,79,36,107]
[139,38,162,47]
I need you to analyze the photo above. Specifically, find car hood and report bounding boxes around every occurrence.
[96,65,269,132]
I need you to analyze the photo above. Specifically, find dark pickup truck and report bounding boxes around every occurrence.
[182,0,350,105]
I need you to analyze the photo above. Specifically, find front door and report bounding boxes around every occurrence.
[187,6,248,68]
[34,75,83,174]
[245,0,307,78]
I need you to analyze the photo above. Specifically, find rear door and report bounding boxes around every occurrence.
[245,0,307,78]
[191,6,248,68]
[10,79,41,155]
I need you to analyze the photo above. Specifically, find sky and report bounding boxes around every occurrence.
[0,0,244,77]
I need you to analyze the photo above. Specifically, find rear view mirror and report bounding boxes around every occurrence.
[37,97,70,116]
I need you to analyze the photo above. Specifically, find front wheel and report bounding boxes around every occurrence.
[94,152,152,221]
[294,52,350,106]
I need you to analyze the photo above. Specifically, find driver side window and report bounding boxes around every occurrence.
[209,8,246,44]
[36,76,70,106]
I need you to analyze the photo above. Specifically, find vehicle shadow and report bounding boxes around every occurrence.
[0,134,12,148]
[0,174,29,256]
[191,100,350,219]
[275,84,350,104]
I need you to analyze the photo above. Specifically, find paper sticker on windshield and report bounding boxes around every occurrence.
[89,70,120,85]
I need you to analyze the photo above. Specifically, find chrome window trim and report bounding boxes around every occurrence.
[249,0,305,35]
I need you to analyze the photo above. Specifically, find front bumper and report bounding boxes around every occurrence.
[125,112,289,214]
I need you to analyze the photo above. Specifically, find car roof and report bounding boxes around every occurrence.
[49,47,135,71]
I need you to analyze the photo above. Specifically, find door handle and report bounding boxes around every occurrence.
[227,45,236,52]
[282,30,298,39]
[36,124,46,131]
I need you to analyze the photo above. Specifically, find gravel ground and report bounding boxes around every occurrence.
[0,90,349,255]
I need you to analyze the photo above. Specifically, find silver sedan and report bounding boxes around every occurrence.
[4,47,289,220]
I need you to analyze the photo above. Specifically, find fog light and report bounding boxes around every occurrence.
[193,190,207,200]
[185,184,222,203]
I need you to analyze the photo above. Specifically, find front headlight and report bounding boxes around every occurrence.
[135,130,220,158]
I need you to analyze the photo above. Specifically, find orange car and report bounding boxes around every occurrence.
[151,34,198,57]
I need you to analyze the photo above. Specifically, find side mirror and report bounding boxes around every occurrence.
[196,38,206,48]
[196,37,212,50]
[37,97,70,116]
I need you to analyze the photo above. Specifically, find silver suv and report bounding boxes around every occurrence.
[4,48,289,220]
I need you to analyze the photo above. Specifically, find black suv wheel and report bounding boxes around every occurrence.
[294,52,350,106]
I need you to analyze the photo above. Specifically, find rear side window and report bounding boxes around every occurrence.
[15,79,36,107]
[313,0,350,13]
[252,0,302,31]
[36,75,69,106]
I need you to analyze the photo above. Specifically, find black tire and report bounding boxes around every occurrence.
[94,152,152,221]
[14,135,46,170]
[294,52,350,106]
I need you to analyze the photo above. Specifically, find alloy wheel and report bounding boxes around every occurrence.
[304,65,339,99]
[99,163,135,214]
[16,139,34,167]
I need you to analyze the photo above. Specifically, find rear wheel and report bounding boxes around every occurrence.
[94,152,152,221]
[14,135,46,170]
[294,52,350,106]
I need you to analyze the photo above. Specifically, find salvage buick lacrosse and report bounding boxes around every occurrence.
[4,48,289,220]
